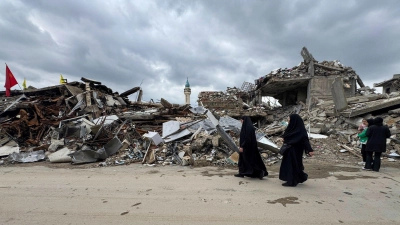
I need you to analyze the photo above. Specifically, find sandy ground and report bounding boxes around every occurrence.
[0,162,399,225]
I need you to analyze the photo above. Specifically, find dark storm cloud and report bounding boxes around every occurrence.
[0,0,399,104]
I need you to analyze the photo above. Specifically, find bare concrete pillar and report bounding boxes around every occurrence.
[331,77,348,111]
[137,89,143,102]
[85,82,91,106]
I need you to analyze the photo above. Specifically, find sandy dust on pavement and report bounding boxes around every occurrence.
[0,162,399,225]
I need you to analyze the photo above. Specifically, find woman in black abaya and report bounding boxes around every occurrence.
[235,116,268,179]
[279,114,313,187]
[365,117,391,172]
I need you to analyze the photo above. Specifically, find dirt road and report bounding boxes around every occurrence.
[1,163,399,225]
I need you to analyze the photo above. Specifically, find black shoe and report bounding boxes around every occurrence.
[282,182,297,187]
[234,174,244,178]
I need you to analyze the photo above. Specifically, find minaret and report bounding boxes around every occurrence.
[184,77,191,105]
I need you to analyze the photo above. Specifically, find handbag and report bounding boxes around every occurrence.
[279,143,291,155]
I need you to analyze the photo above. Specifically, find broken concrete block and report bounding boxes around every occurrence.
[181,156,191,166]
[48,139,64,152]
[48,147,72,163]
[191,137,212,152]
[0,140,20,157]
[212,135,221,147]
[314,123,328,134]
[314,117,326,122]
[310,128,322,134]
[335,119,344,126]
[388,108,400,115]
[341,96,400,117]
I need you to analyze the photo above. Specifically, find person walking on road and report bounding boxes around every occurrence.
[235,116,268,180]
[279,114,313,187]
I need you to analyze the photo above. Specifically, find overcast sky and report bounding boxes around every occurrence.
[1,0,399,105]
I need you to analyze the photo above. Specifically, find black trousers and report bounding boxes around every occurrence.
[361,144,366,162]
[365,151,382,172]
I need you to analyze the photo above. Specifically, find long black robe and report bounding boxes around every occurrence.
[365,117,391,171]
[279,114,313,186]
[365,117,391,153]
[238,116,268,178]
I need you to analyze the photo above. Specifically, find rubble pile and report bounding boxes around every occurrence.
[255,60,359,89]
[0,80,399,168]
[1,47,399,168]
[0,78,196,166]
[261,96,400,164]
[198,87,252,110]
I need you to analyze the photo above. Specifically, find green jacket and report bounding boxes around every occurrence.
[357,128,368,144]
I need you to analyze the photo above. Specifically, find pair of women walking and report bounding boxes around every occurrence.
[358,117,391,172]
[235,115,313,187]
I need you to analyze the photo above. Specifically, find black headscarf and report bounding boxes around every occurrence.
[240,116,256,147]
[366,118,374,127]
[282,114,308,145]
[374,117,383,126]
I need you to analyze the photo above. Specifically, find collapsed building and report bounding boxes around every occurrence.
[254,47,363,107]
[197,83,255,109]
[197,83,269,124]
[374,74,400,94]
[194,47,399,164]
[0,47,399,168]
[0,78,196,165]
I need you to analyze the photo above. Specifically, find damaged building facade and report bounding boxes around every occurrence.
[254,47,362,107]
[374,74,400,94]
[197,83,256,110]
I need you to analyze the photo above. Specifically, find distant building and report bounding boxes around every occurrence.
[374,74,400,94]
[184,78,191,105]
[197,86,252,109]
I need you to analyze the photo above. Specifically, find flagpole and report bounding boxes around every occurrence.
[17,83,24,93]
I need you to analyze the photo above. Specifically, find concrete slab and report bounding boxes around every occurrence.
[341,96,400,117]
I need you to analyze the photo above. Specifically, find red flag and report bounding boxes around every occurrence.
[4,65,18,97]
